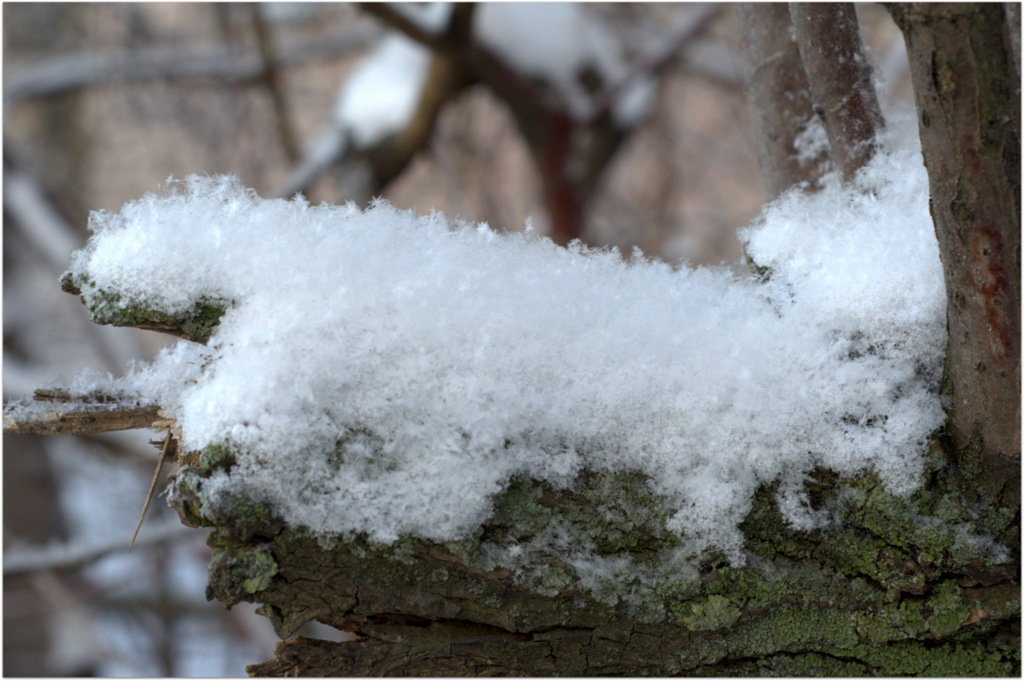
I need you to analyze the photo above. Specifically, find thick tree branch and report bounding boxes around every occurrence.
[180,461,1019,676]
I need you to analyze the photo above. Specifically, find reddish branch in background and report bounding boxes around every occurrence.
[357,3,721,245]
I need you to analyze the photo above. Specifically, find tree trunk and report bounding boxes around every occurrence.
[789,3,886,181]
[5,375,1019,675]
[888,3,1021,507]
[737,3,829,199]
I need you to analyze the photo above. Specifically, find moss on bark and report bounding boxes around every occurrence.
[170,436,1019,676]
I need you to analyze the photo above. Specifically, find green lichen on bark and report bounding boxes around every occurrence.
[207,541,279,604]
[198,444,237,472]
[169,438,1019,676]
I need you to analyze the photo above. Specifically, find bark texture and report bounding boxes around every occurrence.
[789,3,886,181]
[889,3,1021,507]
[738,4,829,199]
[163,437,1019,676]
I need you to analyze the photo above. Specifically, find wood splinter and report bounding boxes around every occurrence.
[130,430,177,550]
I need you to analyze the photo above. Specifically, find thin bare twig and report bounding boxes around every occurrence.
[249,5,301,163]
[586,4,723,125]
[4,28,376,104]
[130,431,177,549]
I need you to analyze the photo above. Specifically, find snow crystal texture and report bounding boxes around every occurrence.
[67,138,945,561]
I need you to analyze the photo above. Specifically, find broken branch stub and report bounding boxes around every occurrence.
[3,389,166,436]
[60,271,228,343]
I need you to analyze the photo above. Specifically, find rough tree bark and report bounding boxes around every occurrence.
[6,371,1018,676]
[888,3,1021,508]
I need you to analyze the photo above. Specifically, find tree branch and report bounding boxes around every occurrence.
[789,3,885,181]
[738,3,829,199]
[3,520,198,577]
[3,28,375,103]
[586,4,722,126]
[355,3,450,51]
[888,3,1021,506]
[249,5,301,163]
[3,389,168,436]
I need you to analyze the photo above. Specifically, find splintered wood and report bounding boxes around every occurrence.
[2,388,170,435]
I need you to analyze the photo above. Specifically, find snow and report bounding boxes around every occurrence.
[793,115,831,169]
[334,34,432,149]
[322,2,652,157]
[65,131,945,563]
[475,3,653,123]
[389,2,452,35]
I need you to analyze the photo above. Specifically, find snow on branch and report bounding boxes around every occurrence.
[44,134,944,562]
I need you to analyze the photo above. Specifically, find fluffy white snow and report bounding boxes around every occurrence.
[66,132,945,562]
[323,2,651,158]
[474,3,654,123]
[334,34,432,149]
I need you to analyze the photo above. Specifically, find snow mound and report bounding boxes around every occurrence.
[66,137,945,561]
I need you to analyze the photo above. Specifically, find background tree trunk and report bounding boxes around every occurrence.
[737,3,828,199]
[888,3,1021,508]
[789,3,886,181]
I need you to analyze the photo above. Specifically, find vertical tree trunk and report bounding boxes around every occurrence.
[790,3,886,181]
[889,3,1021,506]
[737,3,828,199]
